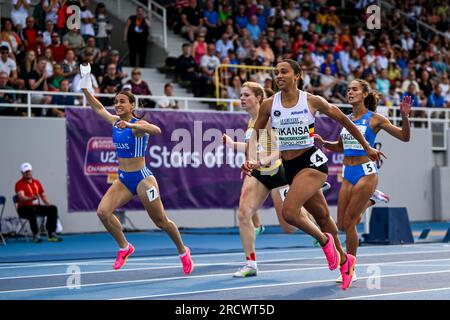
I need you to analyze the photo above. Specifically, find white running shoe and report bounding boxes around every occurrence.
[370,189,390,204]
[233,264,258,278]
[336,271,358,283]
[254,225,266,237]
[321,182,331,192]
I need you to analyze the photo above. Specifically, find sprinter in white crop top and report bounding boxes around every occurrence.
[242,59,383,290]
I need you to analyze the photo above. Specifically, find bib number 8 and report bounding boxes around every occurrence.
[363,162,377,175]
[310,149,328,167]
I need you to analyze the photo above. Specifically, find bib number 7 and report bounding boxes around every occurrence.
[310,149,328,167]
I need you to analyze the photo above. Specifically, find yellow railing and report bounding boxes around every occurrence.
[214,64,276,100]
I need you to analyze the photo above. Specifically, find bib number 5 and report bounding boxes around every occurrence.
[310,149,328,167]
[363,162,377,175]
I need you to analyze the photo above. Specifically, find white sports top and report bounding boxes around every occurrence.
[271,90,315,151]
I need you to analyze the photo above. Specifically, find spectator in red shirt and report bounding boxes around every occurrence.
[47,32,68,63]
[21,16,38,52]
[15,162,62,243]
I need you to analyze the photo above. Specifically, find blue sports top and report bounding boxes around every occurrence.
[113,118,149,158]
[340,111,376,157]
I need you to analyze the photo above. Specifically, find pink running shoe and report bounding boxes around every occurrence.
[340,254,356,290]
[113,244,135,270]
[180,246,194,275]
[321,233,340,270]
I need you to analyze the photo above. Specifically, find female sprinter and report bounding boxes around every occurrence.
[315,79,411,284]
[243,60,383,290]
[223,81,296,277]
[79,63,194,274]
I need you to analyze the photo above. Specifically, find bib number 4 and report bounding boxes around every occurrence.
[310,149,328,167]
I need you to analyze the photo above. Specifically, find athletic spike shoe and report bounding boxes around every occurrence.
[340,254,356,290]
[370,189,390,204]
[336,271,358,283]
[233,264,258,278]
[113,243,135,270]
[254,225,266,237]
[180,246,194,275]
[322,232,340,271]
[321,182,331,192]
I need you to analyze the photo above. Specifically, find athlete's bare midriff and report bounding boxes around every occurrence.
[281,148,311,161]
[343,155,371,166]
[118,157,146,172]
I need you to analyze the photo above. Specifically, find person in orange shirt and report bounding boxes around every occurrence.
[14,163,62,243]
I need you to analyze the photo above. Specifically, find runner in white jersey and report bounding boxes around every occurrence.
[242,59,384,290]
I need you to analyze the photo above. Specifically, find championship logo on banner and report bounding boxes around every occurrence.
[66,109,344,212]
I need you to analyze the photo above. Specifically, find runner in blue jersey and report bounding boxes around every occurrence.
[79,63,194,274]
[315,79,411,285]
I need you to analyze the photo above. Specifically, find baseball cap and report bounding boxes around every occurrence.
[122,83,132,91]
[21,163,32,173]
[110,50,120,56]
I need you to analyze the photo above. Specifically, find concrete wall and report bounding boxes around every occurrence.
[0,117,441,233]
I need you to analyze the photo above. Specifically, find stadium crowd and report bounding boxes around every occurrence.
[0,0,449,117]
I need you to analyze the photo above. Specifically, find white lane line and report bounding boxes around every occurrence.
[112,269,450,300]
[335,287,450,300]
[2,257,450,294]
[3,253,450,281]
[1,244,449,271]
[0,242,443,269]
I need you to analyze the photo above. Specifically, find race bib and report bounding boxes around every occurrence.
[146,186,159,202]
[362,162,377,175]
[341,125,367,150]
[310,149,328,167]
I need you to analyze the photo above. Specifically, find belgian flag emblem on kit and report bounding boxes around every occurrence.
[308,123,315,137]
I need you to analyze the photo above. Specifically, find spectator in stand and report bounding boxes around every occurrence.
[245,47,263,67]
[419,70,434,99]
[83,51,102,82]
[256,38,274,65]
[247,15,262,43]
[401,70,420,95]
[45,1,59,26]
[32,0,47,31]
[234,4,249,34]
[176,43,199,96]
[225,75,242,100]
[256,5,268,32]
[297,9,311,33]
[11,0,31,29]
[125,68,154,108]
[0,46,25,90]
[94,2,112,51]
[276,20,292,47]
[42,21,55,47]
[124,5,151,67]
[438,72,450,108]
[401,29,415,51]
[49,78,74,117]
[236,38,253,62]
[427,86,445,108]
[81,36,100,62]
[353,27,365,50]
[63,28,85,58]
[330,72,348,104]
[285,1,300,22]
[192,32,207,65]
[21,16,38,52]
[99,63,123,105]
[180,0,204,43]
[376,69,391,97]
[431,52,447,77]
[157,82,179,109]
[108,50,127,80]
[15,162,62,243]
[320,65,335,100]
[203,0,219,43]
[31,32,46,58]
[48,63,65,90]
[61,49,79,82]
[320,53,337,75]
[26,57,52,116]
[338,42,351,76]
[19,49,36,81]
[1,19,23,57]
[48,32,68,64]
[80,0,96,41]
[216,32,234,59]
[0,71,18,116]
[43,47,56,78]
[199,43,220,97]
[385,85,401,107]
[402,83,423,125]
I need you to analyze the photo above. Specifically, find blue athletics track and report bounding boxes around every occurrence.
[1,222,450,301]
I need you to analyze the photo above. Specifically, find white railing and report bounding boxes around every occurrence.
[1,89,449,150]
